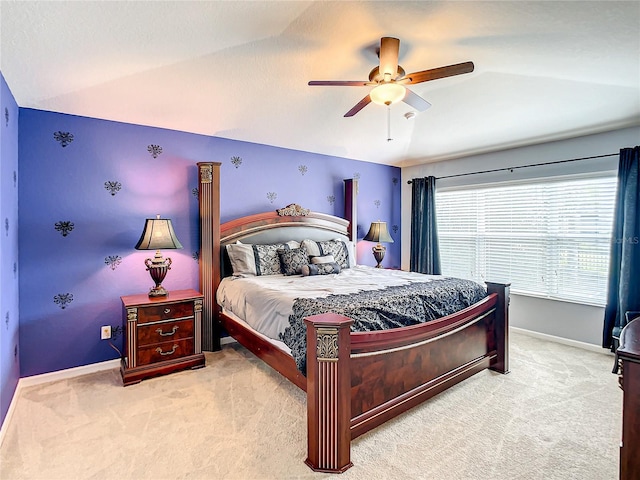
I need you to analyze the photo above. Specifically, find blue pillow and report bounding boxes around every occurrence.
[301,262,341,276]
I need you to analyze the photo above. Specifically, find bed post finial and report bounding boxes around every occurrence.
[304,313,354,473]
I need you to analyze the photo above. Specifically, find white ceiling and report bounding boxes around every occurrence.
[2,1,639,167]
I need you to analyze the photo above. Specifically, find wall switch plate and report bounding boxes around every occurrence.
[101,325,111,340]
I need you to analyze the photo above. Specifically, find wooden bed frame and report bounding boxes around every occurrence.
[197,162,510,473]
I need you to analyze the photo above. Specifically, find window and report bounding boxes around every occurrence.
[436,174,617,305]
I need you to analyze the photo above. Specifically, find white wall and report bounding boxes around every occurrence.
[401,126,640,346]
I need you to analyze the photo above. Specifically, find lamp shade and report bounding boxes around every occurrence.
[369,83,406,106]
[363,221,394,243]
[135,216,183,250]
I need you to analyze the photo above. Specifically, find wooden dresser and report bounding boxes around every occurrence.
[617,315,640,480]
[121,289,205,385]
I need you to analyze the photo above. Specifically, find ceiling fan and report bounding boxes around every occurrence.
[308,37,474,117]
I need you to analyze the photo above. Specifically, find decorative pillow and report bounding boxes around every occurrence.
[227,241,297,276]
[278,247,308,276]
[310,254,335,265]
[301,262,342,276]
[301,239,350,269]
[252,243,289,276]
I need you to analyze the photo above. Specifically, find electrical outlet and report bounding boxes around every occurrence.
[101,325,111,340]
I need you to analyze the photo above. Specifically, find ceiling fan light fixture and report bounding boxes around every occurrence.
[370,83,406,106]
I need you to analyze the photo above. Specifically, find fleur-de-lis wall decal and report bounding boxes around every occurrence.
[13,262,17,278]
[104,181,122,196]
[267,192,277,204]
[147,144,163,158]
[327,195,335,205]
[104,255,122,270]
[14,344,18,361]
[5,311,9,330]
[53,131,74,147]
[392,224,399,234]
[392,177,399,186]
[5,107,9,126]
[4,218,8,236]
[374,200,381,209]
[230,156,243,168]
[192,188,199,198]
[53,293,74,309]
[13,171,17,188]
[298,165,308,176]
[353,172,361,180]
[54,221,75,237]
[192,251,199,262]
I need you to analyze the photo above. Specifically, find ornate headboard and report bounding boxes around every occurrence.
[219,203,350,279]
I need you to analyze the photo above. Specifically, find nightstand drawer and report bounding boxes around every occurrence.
[137,318,194,346]
[137,338,195,366]
[137,301,194,324]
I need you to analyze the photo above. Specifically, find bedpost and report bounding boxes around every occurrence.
[344,179,358,243]
[197,162,222,351]
[486,282,510,374]
[304,313,354,473]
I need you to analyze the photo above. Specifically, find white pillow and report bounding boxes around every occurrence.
[310,254,335,264]
[226,242,257,276]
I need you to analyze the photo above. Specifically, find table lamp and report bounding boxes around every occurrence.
[135,215,183,297]
[363,220,394,268]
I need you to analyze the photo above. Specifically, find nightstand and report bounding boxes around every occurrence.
[120,288,205,386]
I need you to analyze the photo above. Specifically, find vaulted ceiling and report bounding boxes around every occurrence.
[2,1,639,167]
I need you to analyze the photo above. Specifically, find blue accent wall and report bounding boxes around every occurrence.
[1,72,20,426]
[17,108,401,377]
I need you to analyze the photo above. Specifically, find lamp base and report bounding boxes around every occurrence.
[372,244,386,268]
[144,252,172,297]
[148,285,169,297]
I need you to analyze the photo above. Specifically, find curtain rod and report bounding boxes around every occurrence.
[406,152,618,184]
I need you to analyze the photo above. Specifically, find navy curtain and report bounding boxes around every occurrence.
[410,176,441,274]
[603,146,640,350]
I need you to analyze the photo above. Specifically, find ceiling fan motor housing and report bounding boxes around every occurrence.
[368,66,406,83]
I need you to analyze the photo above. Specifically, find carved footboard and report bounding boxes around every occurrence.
[304,282,510,473]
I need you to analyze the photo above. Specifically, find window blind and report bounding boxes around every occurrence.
[436,174,617,305]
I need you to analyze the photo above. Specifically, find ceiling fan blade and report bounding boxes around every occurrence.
[308,80,370,86]
[404,61,475,85]
[402,88,431,111]
[344,95,371,117]
[379,37,400,78]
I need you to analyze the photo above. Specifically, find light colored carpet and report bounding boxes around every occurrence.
[0,331,621,480]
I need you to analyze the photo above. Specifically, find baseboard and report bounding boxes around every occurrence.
[0,381,22,448]
[19,358,121,388]
[511,326,613,355]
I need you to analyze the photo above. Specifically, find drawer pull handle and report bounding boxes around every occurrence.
[164,308,171,314]
[156,345,178,356]
[156,326,179,337]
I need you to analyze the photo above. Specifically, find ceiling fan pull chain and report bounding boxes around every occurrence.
[387,105,393,142]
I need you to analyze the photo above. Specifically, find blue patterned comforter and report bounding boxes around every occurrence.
[279,277,486,373]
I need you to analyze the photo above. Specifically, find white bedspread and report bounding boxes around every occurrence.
[217,265,442,341]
